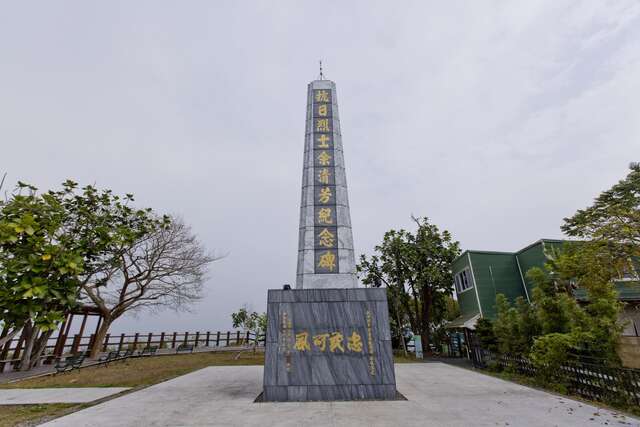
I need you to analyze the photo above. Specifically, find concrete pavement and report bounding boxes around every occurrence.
[41,363,639,426]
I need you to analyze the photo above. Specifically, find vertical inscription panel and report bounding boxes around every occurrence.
[263,288,397,401]
[312,88,337,275]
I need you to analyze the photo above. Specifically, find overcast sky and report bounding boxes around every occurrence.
[1,1,639,334]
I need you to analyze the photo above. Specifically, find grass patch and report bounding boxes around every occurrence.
[1,351,265,389]
[0,403,78,427]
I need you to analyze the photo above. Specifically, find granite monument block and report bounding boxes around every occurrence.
[263,288,396,401]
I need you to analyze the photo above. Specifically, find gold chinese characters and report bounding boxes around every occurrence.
[318,250,336,271]
[317,228,335,247]
[318,168,331,184]
[315,89,330,103]
[316,151,331,166]
[315,118,330,132]
[294,330,364,353]
[318,187,332,203]
[316,134,331,148]
[317,207,333,224]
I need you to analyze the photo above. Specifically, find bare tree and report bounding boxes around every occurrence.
[83,218,217,358]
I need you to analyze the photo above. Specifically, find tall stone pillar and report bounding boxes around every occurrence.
[296,80,357,289]
[262,78,396,402]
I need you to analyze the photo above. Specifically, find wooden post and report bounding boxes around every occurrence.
[63,314,74,337]
[0,327,9,372]
[216,332,220,347]
[0,326,13,373]
[205,332,210,347]
[133,333,139,350]
[226,331,230,347]
[0,339,12,373]
[159,332,165,349]
[52,313,70,360]
[94,315,102,337]
[103,334,110,352]
[236,331,241,345]
[195,332,200,347]
[56,314,75,357]
[12,327,29,368]
[118,334,125,352]
[77,313,89,340]
[245,330,250,345]
[147,333,152,347]
[172,332,177,349]
[71,334,81,354]
[184,332,189,345]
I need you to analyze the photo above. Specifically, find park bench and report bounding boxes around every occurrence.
[137,346,158,357]
[54,352,87,373]
[72,352,87,368]
[118,349,135,360]
[176,343,194,353]
[98,350,120,364]
[54,357,76,373]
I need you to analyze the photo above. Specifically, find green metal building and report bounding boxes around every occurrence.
[448,239,640,337]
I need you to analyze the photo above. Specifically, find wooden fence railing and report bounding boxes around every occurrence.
[0,330,265,373]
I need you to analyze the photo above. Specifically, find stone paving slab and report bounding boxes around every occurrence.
[41,364,639,426]
[0,387,130,404]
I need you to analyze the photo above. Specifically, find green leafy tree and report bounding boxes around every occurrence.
[44,181,179,359]
[2,180,212,365]
[562,162,640,259]
[231,306,267,353]
[493,294,525,355]
[358,217,460,353]
[431,295,460,353]
[0,182,84,369]
[474,318,498,353]
[487,159,637,365]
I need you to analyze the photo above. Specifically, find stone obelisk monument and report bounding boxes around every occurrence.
[296,78,357,289]
[262,74,396,402]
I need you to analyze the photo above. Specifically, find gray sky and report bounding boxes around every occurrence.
[1,1,639,334]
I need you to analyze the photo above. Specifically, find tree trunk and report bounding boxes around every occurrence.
[90,317,112,358]
[408,281,422,331]
[396,309,408,357]
[29,329,54,369]
[421,287,433,356]
[19,323,38,371]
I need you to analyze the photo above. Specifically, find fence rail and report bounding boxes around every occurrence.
[473,351,640,407]
[0,330,265,373]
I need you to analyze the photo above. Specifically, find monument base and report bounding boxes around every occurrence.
[262,288,397,402]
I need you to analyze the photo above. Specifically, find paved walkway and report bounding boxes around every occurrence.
[42,363,639,426]
[0,387,130,404]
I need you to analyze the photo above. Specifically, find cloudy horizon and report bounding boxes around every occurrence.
[1,1,639,334]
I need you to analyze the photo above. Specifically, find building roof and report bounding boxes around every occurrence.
[516,238,566,254]
[445,312,481,330]
[452,238,568,264]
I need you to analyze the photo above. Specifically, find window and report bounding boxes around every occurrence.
[454,268,473,293]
